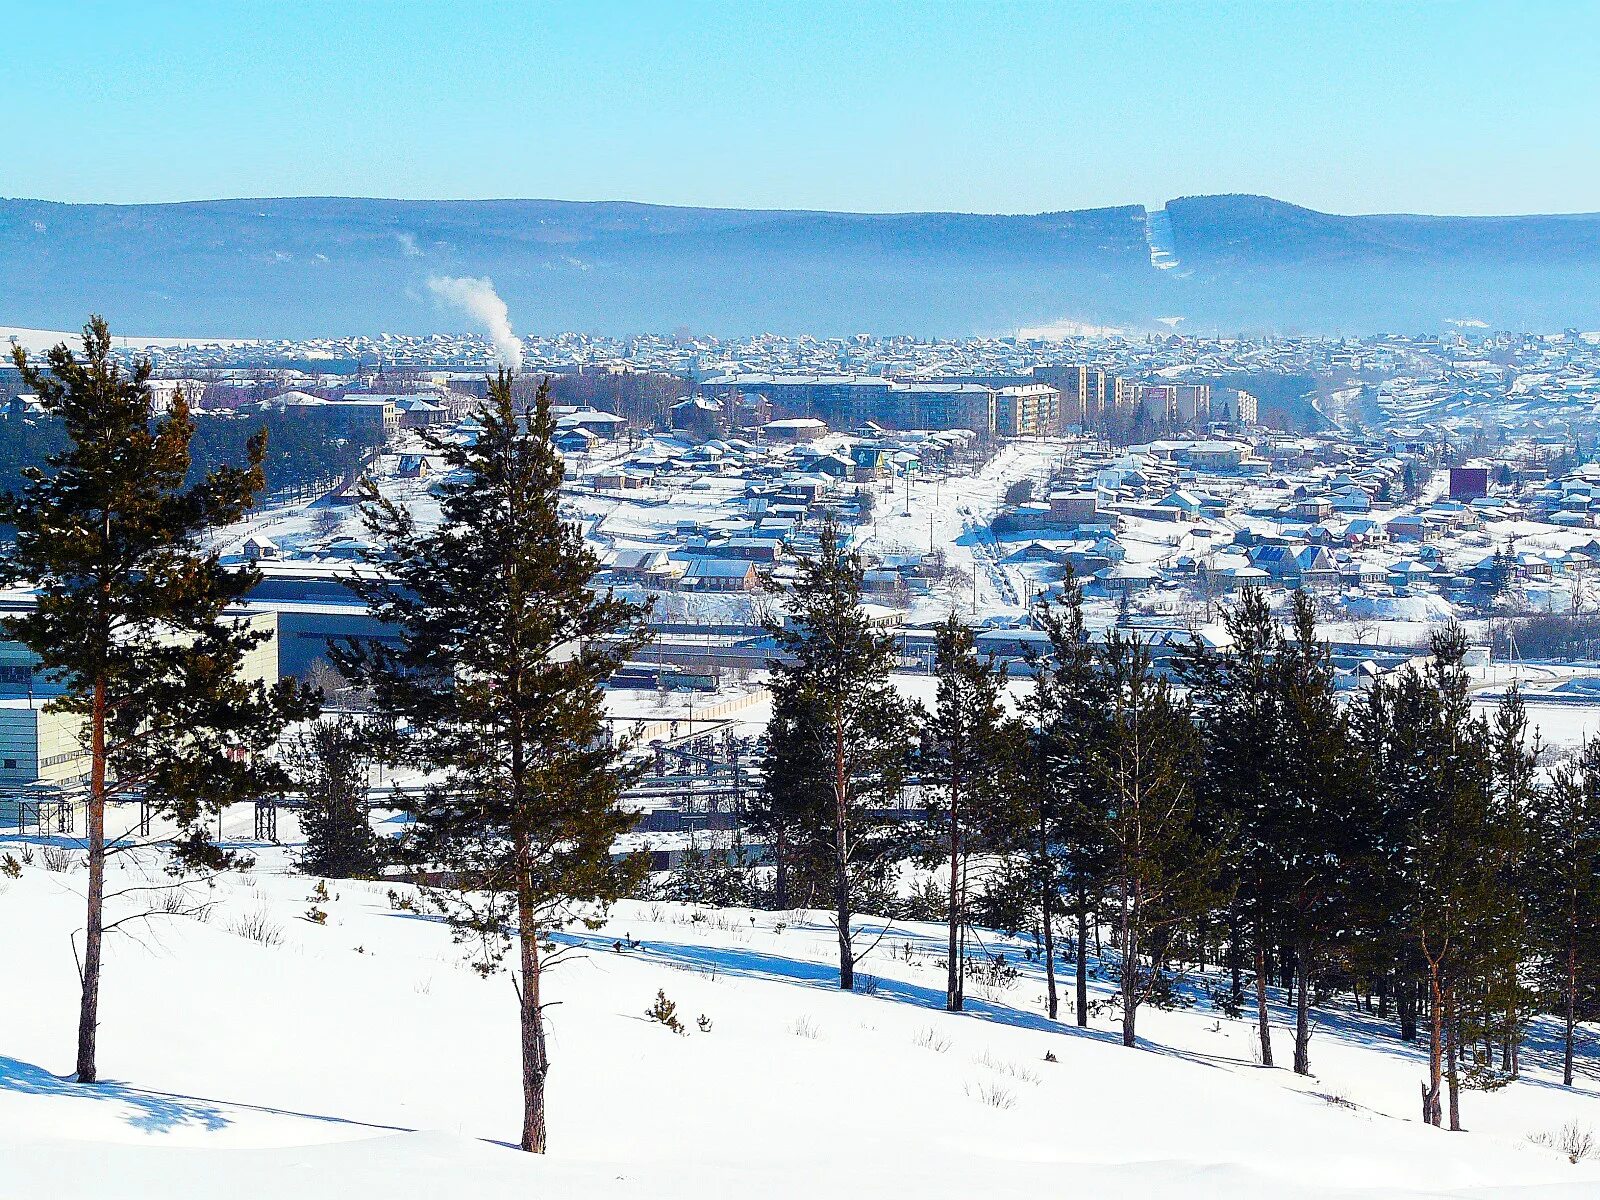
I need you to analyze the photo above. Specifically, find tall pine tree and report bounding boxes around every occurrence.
[1536,739,1600,1088]
[1024,567,1109,1026]
[922,613,1009,1011]
[3,317,316,1082]
[1098,631,1226,1047]
[765,515,912,989]
[337,370,649,1152]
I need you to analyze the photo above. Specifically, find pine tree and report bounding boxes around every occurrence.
[749,686,836,909]
[3,317,316,1083]
[1476,686,1541,1082]
[287,714,385,879]
[922,613,1009,1012]
[1535,739,1600,1088]
[1274,590,1365,1076]
[1098,630,1225,1047]
[1368,625,1504,1129]
[1024,567,1109,1025]
[1177,586,1283,1066]
[765,515,913,989]
[336,370,649,1153]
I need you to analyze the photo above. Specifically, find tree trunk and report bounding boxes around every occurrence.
[1040,843,1057,1021]
[1254,937,1274,1068]
[1227,905,1242,1010]
[1399,979,1417,1043]
[832,715,853,991]
[774,827,788,911]
[76,676,108,1084]
[1293,951,1312,1076]
[1445,989,1461,1132]
[946,774,962,1012]
[516,873,549,1153]
[1120,868,1138,1048]
[1075,887,1089,1027]
[1424,964,1443,1127]
[1565,936,1578,1088]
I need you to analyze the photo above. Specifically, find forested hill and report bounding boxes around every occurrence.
[3,194,1599,338]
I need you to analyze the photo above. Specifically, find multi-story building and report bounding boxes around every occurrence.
[1037,365,1131,427]
[1136,385,1178,423]
[992,384,1062,436]
[1211,388,1259,426]
[1173,384,1211,423]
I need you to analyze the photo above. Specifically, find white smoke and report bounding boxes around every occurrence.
[425,274,523,371]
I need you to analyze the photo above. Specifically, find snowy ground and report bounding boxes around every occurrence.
[3,843,1600,1198]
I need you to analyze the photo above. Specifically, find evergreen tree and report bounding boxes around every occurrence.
[1365,626,1504,1129]
[1178,586,1283,1066]
[749,686,836,909]
[1024,567,1109,1025]
[1535,739,1600,1088]
[1476,686,1542,1083]
[765,515,913,989]
[287,714,385,878]
[1274,590,1365,1076]
[337,370,649,1153]
[922,613,1009,1011]
[3,317,316,1083]
[1098,630,1226,1047]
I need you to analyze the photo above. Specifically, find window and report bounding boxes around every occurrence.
[2,760,14,769]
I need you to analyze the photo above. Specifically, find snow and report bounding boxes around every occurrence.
[2,845,1599,1198]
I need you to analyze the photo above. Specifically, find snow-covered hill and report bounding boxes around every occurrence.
[3,844,1599,1198]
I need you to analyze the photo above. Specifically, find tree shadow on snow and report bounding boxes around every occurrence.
[551,930,1162,1053]
[0,1055,422,1136]
[0,1055,230,1133]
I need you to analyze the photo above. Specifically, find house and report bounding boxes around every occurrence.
[394,396,449,427]
[1385,514,1431,542]
[1343,518,1389,545]
[719,537,784,564]
[763,418,828,443]
[679,559,759,592]
[607,548,677,584]
[1291,545,1341,587]
[242,535,280,561]
[553,427,599,454]
[1154,489,1207,519]
[556,408,627,440]
[670,396,723,439]
[1330,486,1372,513]
[1097,561,1158,595]
[1289,496,1334,522]
[396,454,430,479]
[1387,559,1436,589]
[1048,491,1100,526]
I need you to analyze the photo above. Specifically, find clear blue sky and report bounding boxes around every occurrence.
[4,0,1595,215]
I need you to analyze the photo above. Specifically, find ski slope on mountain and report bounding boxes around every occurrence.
[2,843,1599,1199]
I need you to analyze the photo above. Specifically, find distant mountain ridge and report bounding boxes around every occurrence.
[2,193,1597,339]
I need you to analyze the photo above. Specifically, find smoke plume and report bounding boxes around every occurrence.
[425,275,522,370]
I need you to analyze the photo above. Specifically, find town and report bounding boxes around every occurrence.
[7,4,1600,1196]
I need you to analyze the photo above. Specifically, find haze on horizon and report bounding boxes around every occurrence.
[6,0,1597,219]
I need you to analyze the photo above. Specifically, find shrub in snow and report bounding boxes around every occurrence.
[1529,1122,1596,1164]
[229,908,285,948]
[644,989,685,1035]
[963,1080,1016,1110]
[788,1015,820,1040]
[912,1026,951,1053]
[41,845,76,873]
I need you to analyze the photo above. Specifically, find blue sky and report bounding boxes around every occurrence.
[3,1,1595,215]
